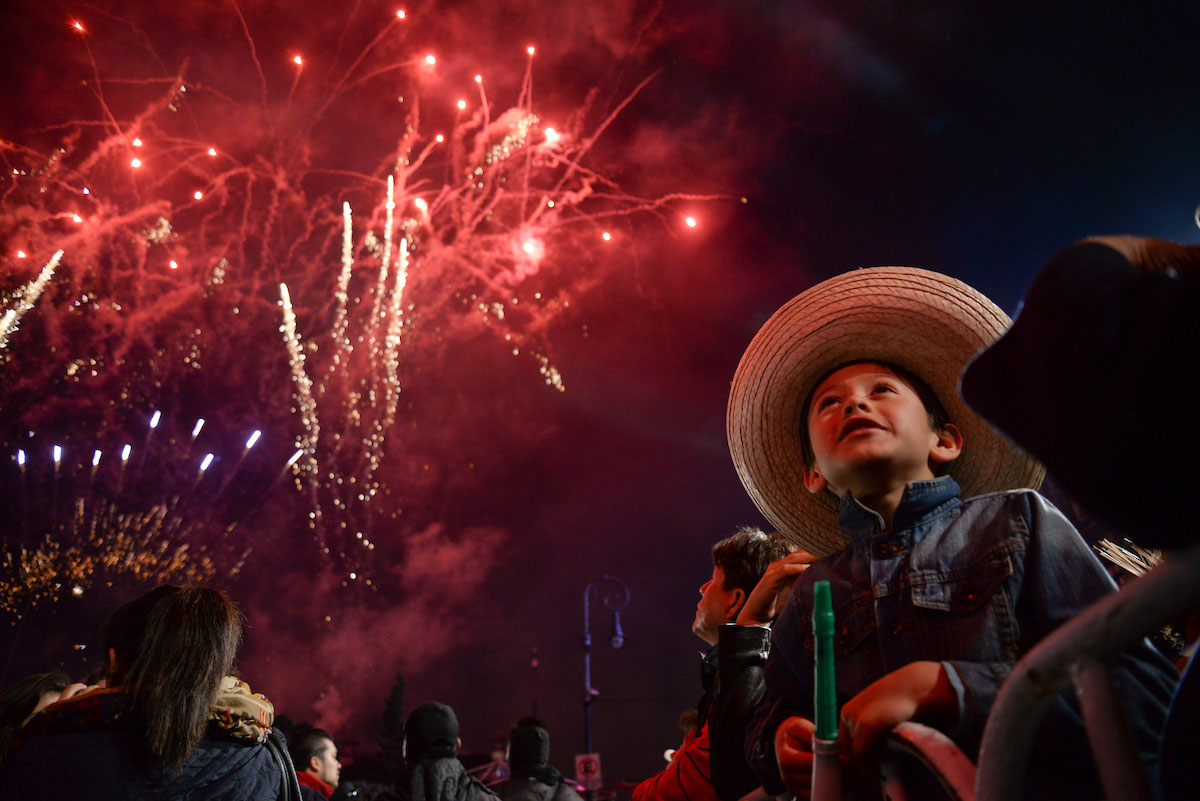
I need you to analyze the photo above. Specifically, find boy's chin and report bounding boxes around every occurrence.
[828,458,936,493]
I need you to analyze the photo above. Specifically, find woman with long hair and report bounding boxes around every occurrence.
[0,585,292,800]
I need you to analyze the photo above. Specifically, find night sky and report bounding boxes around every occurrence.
[1,0,1198,787]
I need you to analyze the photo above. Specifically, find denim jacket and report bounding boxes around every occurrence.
[746,476,1177,799]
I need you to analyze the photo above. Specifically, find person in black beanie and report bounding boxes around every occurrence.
[385,702,497,801]
[493,718,582,801]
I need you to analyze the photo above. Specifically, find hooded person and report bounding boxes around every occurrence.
[387,702,498,801]
[493,718,582,801]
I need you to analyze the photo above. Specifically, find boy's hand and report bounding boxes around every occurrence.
[736,551,819,627]
[838,660,955,765]
[774,715,816,801]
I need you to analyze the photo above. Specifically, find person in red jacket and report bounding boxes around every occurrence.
[632,528,795,801]
[291,727,341,800]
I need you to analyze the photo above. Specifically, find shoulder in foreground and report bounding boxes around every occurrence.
[963,487,1058,511]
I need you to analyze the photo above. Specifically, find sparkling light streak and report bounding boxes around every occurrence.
[1,415,286,617]
[200,453,214,471]
[0,9,725,592]
[245,429,261,449]
[0,250,62,350]
[149,410,161,429]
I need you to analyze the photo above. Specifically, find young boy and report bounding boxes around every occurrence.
[721,267,1177,799]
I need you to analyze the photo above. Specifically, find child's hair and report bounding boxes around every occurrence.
[798,361,951,469]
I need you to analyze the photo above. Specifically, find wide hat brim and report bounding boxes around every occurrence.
[727,266,1044,557]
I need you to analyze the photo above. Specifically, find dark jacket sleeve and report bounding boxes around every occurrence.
[708,623,786,798]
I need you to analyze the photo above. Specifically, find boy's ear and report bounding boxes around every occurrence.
[929,423,963,466]
[801,463,828,494]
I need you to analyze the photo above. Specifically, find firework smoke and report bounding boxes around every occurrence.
[0,0,738,751]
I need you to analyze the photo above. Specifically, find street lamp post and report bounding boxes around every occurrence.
[582,575,630,799]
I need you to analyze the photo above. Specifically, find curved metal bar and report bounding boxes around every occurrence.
[976,544,1200,801]
[879,722,977,801]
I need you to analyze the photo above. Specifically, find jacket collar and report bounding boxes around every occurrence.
[298,771,335,798]
[837,475,961,543]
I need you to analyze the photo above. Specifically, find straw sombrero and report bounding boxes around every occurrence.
[727,266,1044,557]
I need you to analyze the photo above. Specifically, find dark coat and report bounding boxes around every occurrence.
[494,778,583,801]
[0,726,283,800]
[385,758,499,801]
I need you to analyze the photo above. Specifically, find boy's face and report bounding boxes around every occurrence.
[802,362,960,498]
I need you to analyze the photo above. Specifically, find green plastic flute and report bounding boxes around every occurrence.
[811,580,842,801]
[813,580,837,740]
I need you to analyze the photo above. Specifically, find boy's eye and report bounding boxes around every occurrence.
[816,395,839,410]
[873,383,896,394]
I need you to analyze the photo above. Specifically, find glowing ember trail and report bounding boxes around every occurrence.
[0,250,62,351]
[0,3,726,600]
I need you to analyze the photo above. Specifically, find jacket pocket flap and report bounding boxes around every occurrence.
[802,594,876,655]
[910,555,1012,613]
